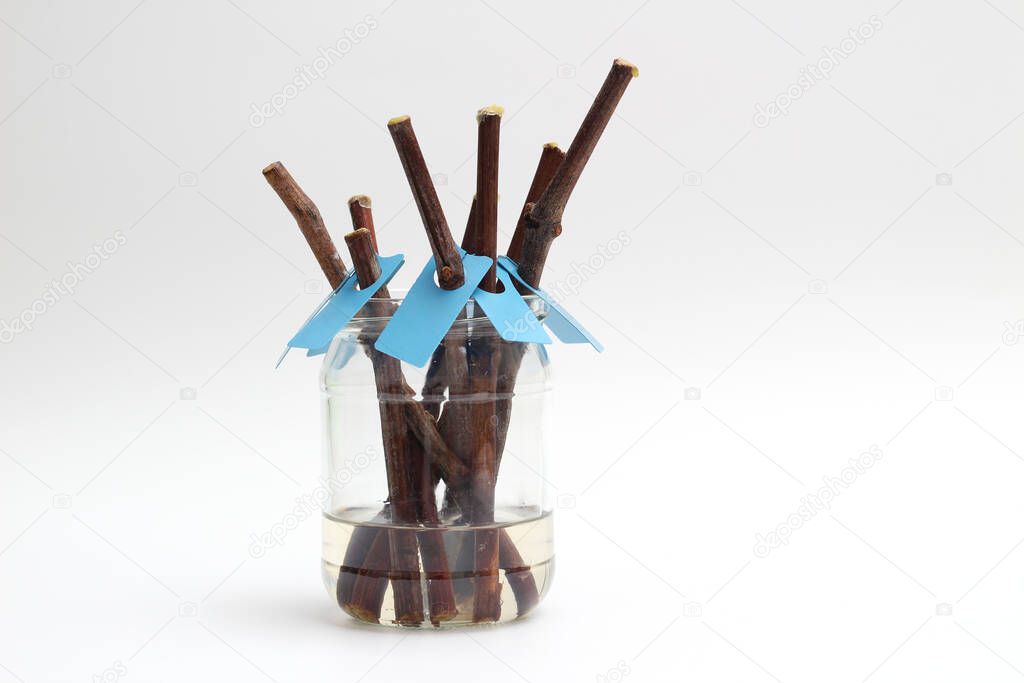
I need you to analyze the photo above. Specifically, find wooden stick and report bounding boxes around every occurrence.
[345,228,457,624]
[402,403,458,623]
[518,59,638,286]
[343,526,390,622]
[468,106,503,621]
[262,161,348,289]
[473,106,502,291]
[492,61,637,477]
[347,195,379,252]
[507,143,564,264]
[378,389,424,623]
[468,372,501,622]
[344,229,422,624]
[387,115,464,290]
[336,518,385,617]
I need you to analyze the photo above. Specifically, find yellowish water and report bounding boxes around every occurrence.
[323,508,554,627]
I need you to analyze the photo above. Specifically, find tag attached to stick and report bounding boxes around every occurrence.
[497,256,603,352]
[374,250,490,367]
[472,266,551,344]
[285,253,404,356]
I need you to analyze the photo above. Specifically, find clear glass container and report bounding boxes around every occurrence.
[320,296,553,627]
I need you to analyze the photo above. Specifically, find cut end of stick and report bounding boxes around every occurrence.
[261,161,284,177]
[614,57,639,77]
[476,104,505,122]
[387,114,411,126]
[344,227,373,244]
[348,194,372,208]
[347,194,378,252]
[543,141,560,149]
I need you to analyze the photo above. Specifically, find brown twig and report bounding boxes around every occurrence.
[507,143,564,264]
[518,59,638,286]
[494,60,637,474]
[375,376,423,623]
[387,115,464,290]
[343,230,422,623]
[467,106,503,621]
[344,525,390,622]
[473,106,502,291]
[347,195,379,252]
[345,228,457,624]
[336,517,386,618]
[262,161,348,289]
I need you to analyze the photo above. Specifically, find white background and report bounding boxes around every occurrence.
[3,0,1024,681]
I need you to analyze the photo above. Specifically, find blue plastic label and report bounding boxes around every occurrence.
[473,266,551,344]
[374,250,491,367]
[286,253,404,353]
[497,256,603,352]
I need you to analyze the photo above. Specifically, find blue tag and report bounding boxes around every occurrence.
[497,256,603,352]
[286,253,405,354]
[473,266,551,344]
[374,250,491,367]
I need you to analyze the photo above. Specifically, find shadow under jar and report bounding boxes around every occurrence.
[320,295,553,627]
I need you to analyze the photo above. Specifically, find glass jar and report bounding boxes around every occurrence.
[320,296,553,627]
